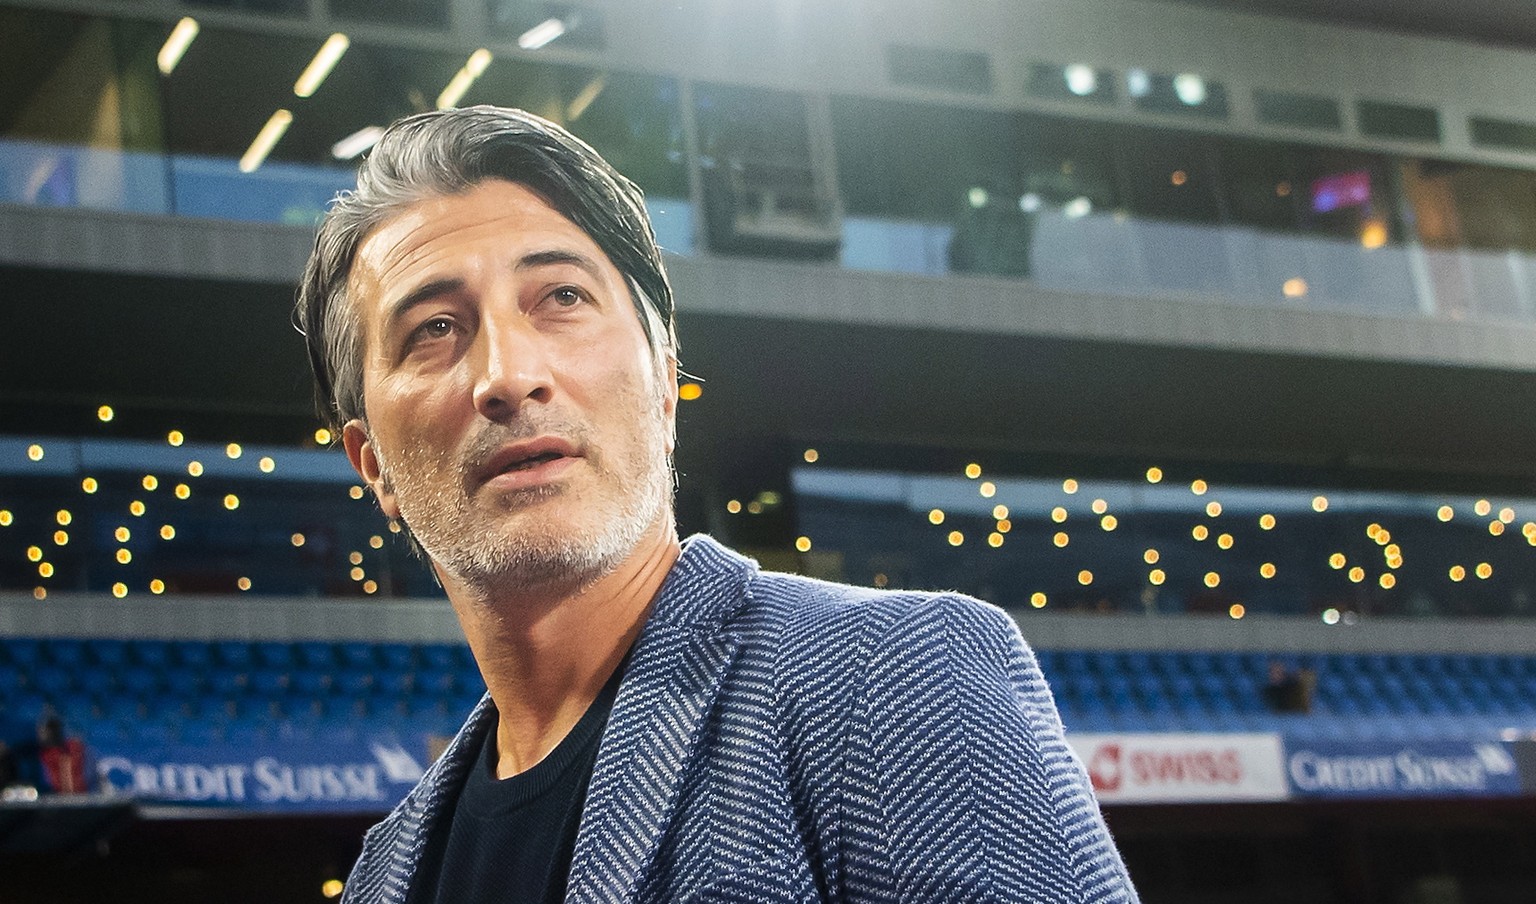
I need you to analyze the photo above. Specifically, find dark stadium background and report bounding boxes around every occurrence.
[6,0,1536,900]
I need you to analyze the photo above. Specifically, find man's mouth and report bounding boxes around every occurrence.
[476,437,582,487]
[499,451,566,473]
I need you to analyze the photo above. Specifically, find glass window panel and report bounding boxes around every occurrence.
[1398,159,1536,252]
[1216,139,1301,232]
[329,0,448,30]
[185,0,305,14]
[1469,116,1536,153]
[1254,89,1342,131]
[1358,100,1441,143]
[1119,129,1222,224]
[695,82,837,258]
[885,44,993,95]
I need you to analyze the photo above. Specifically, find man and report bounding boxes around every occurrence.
[298,106,1138,903]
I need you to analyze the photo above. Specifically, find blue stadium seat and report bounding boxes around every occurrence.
[215,641,254,668]
[335,670,375,696]
[290,669,331,697]
[1058,650,1091,676]
[31,665,73,695]
[380,643,415,671]
[250,669,289,697]
[377,671,414,696]
[163,666,205,697]
[3,639,42,667]
[297,641,338,670]
[341,642,378,670]
[132,640,172,668]
[120,666,160,697]
[175,641,214,668]
[47,639,88,668]
[77,666,115,697]
[208,670,248,696]
[254,642,295,670]
[91,639,128,668]
[420,645,461,671]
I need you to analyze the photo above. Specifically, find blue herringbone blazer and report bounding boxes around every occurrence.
[344,535,1139,903]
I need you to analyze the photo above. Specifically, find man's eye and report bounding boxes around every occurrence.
[409,317,455,344]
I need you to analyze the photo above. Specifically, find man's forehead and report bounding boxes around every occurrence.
[349,180,612,308]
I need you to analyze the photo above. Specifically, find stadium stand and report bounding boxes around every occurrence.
[6,636,1536,749]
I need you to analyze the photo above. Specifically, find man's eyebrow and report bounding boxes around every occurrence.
[515,249,605,281]
[383,278,465,334]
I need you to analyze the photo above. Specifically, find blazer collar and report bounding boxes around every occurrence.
[563,534,753,903]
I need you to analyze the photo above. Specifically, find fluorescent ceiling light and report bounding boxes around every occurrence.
[567,74,607,121]
[518,17,567,50]
[157,17,200,75]
[1064,64,1096,97]
[1126,68,1150,98]
[1173,73,1207,106]
[332,125,383,160]
[436,49,492,109]
[295,33,350,98]
[240,109,293,173]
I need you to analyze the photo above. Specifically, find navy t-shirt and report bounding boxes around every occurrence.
[408,663,624,904]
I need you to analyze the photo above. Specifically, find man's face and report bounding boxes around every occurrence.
[341,179,676,592]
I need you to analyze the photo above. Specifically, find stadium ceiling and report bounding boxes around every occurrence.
[1164,0,1536,50]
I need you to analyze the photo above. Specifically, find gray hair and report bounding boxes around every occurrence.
[295,106,678,430]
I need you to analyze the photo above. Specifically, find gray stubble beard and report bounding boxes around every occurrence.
[373,403,672,600]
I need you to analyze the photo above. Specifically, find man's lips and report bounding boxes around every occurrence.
[473,436,582,487]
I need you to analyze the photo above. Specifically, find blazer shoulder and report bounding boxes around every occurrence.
[745,569,1024,670]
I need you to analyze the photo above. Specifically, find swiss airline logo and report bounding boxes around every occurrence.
[1069,733,1288,804]
[1087,743,1123,792]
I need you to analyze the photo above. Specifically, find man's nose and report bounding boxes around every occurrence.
[470,317,554,422]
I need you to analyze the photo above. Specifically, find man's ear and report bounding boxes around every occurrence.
[662,356,679,455]
[341,419,400,520]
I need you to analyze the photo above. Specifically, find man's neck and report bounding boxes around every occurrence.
[438,519,681,779]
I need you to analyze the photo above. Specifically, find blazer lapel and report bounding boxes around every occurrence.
[563,536,751,904]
